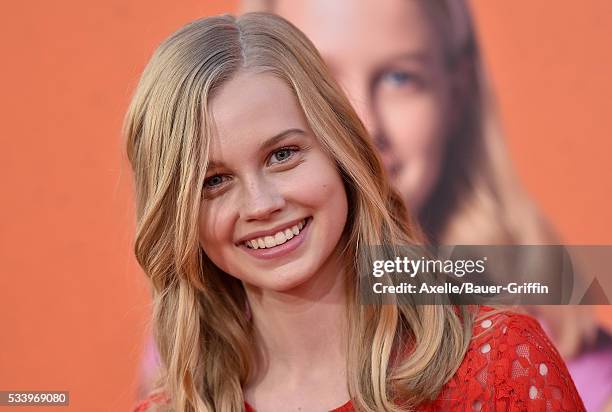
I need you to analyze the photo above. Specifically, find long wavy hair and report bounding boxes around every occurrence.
[125,12,474,412]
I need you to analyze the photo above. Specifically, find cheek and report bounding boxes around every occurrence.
[379,95,447,164]
[377,93,451,209]
[292,155,347,210]
[280,155,348,243]
[198,200,235,263]
[308,163,348,242]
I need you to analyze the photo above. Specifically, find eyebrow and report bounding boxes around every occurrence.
[206,128,306,170]
[260,128,305,151]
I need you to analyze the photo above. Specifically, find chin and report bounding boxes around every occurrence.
[268,272,315,293]
[242,265,315,293]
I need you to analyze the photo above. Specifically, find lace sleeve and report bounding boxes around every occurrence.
[427,308,586,412]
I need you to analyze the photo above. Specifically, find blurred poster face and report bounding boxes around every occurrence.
[275,0,456,213]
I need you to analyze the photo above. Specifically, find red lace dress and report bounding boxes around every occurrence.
[134,307,586,412]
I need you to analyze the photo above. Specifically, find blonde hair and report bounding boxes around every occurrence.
[125,12,475,412]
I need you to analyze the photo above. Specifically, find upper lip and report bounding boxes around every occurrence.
[235,217,308,245]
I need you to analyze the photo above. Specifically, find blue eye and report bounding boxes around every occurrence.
[268,147,298,165]
[381,70,416,87]
[204,175,228,188]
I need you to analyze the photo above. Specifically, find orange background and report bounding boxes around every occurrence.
[0,1,610,410]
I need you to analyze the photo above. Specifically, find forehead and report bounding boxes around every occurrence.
[207,70,309,157]
[275,0,441,68]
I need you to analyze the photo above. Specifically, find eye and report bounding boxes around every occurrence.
[380,70,419,88]
[268,147,298,165]
[203,174,229,189]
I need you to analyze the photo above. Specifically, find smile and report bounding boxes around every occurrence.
[239,217,312,260]
[244,218,308,249]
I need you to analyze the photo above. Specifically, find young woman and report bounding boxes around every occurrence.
[126,13,585,412]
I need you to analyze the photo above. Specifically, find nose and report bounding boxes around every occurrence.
[355,100,382,143]
[240,175,285,221]
[339,76,382,142]
[341,80,395,172]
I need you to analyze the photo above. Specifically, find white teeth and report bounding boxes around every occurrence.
[264,236,275,248]
[244,219,308,249]
[275,231,287,245]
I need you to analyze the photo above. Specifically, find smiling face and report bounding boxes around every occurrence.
[274,0,455,212]
[198,70,348,293]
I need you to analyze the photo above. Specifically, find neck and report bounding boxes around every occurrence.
[244,252,349,382]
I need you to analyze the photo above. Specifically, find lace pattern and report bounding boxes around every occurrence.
[421,307,585,411]
[133,307,586,412]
